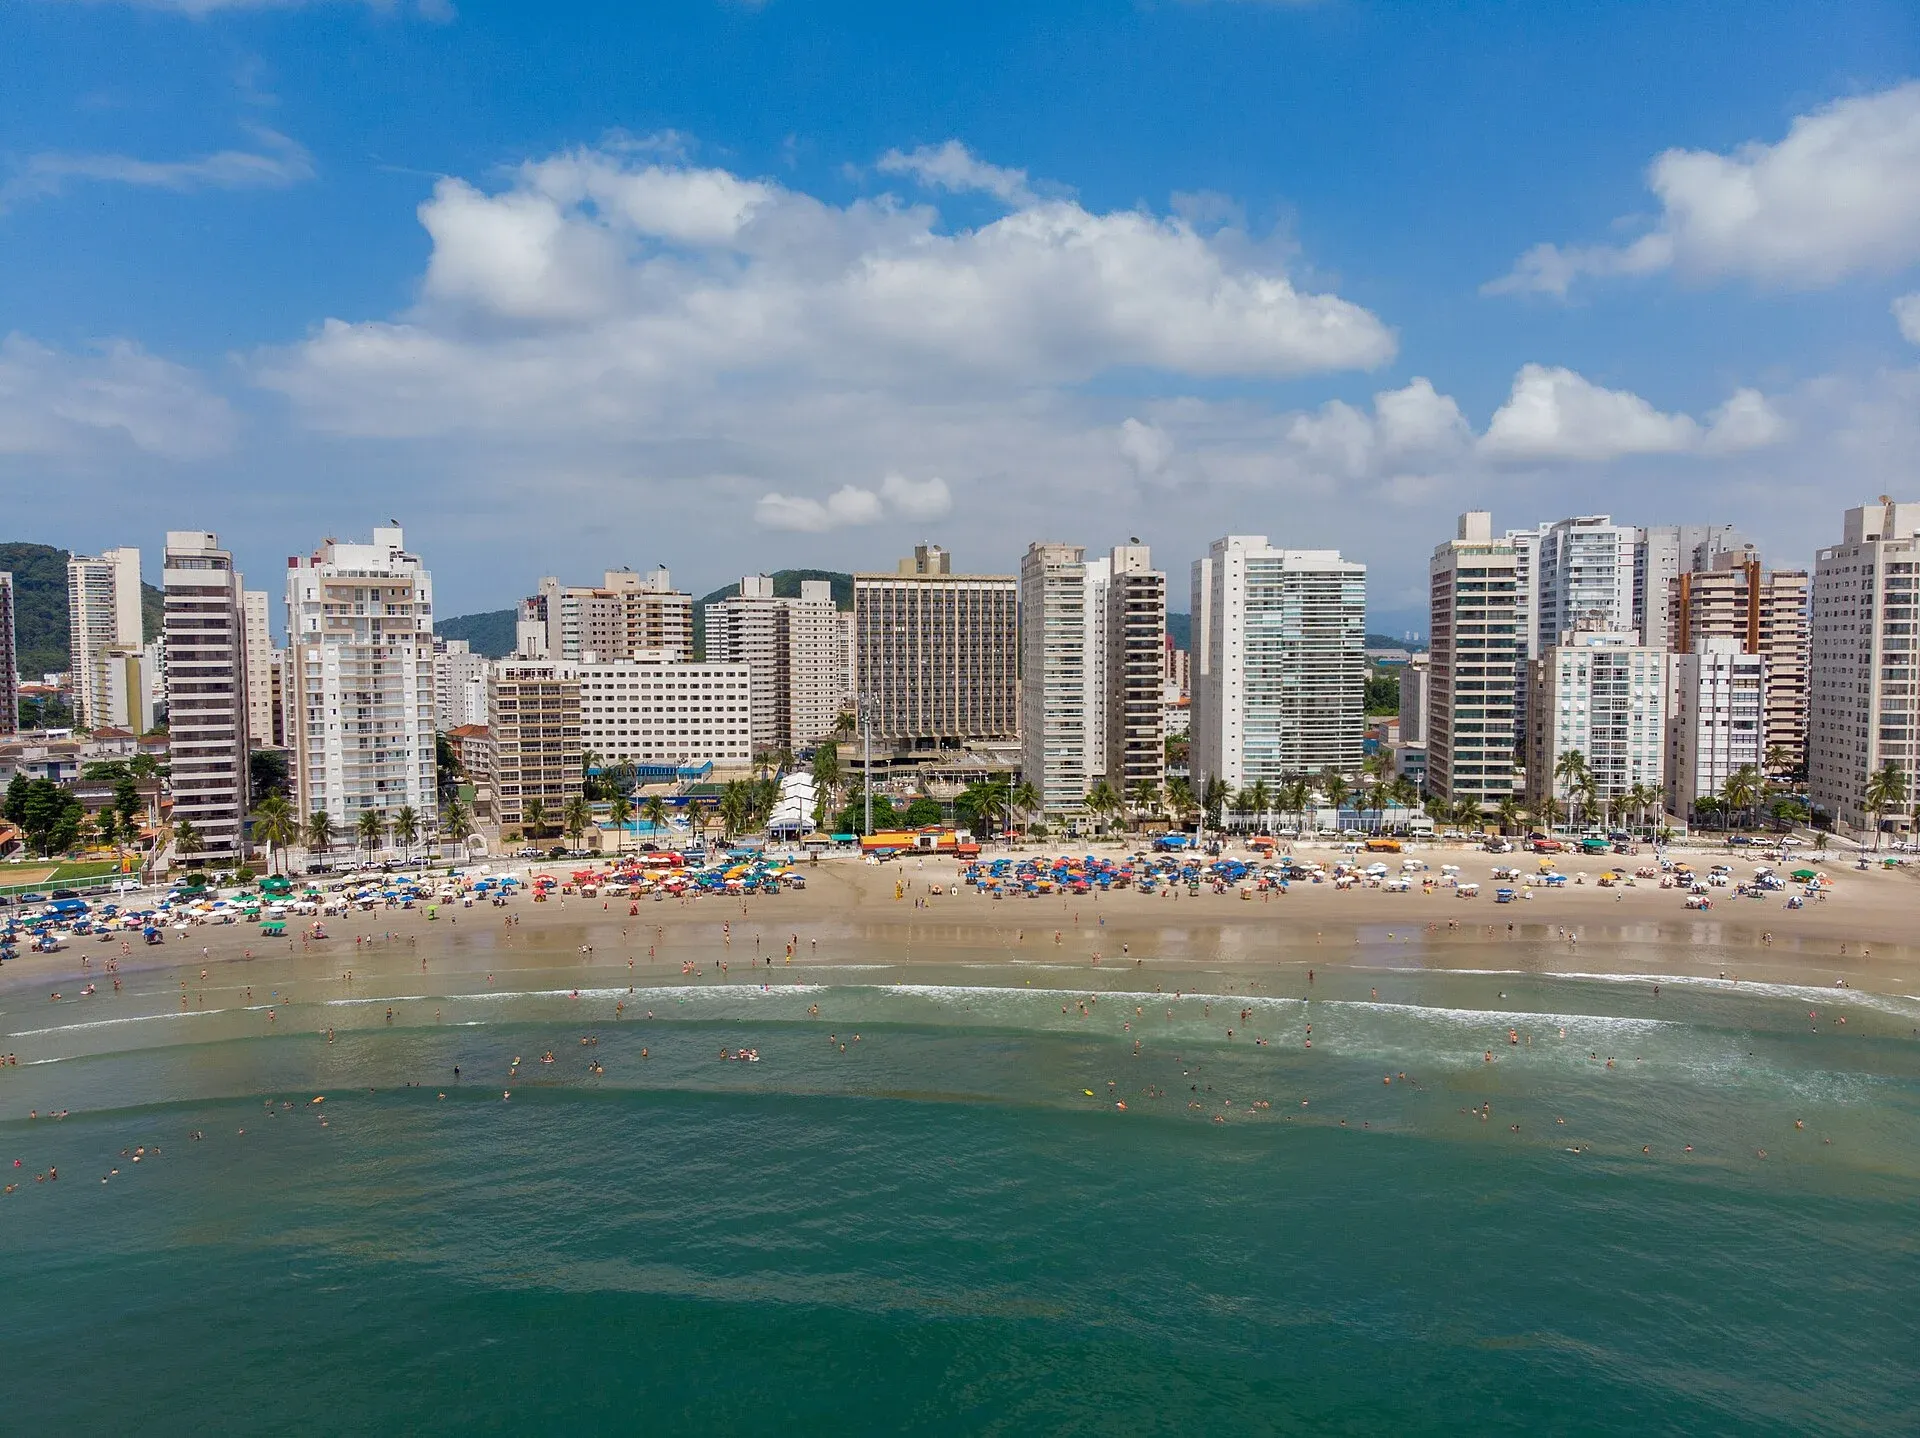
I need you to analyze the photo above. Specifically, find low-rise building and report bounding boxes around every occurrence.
[575,660,753,770]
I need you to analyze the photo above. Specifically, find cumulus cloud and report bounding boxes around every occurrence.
[1479,365,1782,462]
[876,141,1037,206]
[1895,293,1920,345]
[1118,417,1175,479]
[4,125,312,205]
[1488,81,1920,295]
[755,473,952,532]
[1285,377,1470,479]
[255,140,1395,438]
[0,333,235,461]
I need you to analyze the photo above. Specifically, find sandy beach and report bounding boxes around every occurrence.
[6,839,1916,1021]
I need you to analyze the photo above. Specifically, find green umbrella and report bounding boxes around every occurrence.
[1790,869,1817,880]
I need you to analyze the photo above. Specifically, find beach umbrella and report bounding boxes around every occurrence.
[1790,869,1817,881]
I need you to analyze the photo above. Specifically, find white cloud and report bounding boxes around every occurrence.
[755,473,949,532]
[0,333,235,461]
[1479,364,1782,462]
[1895,292,1920,344]
[1286,377,1470,479]
[1117,417,1175,479]
[879,471,952,520]
[1488,81,1920,295]
[256,141,1395,438]
[876,141,1037,206]
[5,125,312,204]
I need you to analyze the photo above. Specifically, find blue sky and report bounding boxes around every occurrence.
[3,0,1918,628]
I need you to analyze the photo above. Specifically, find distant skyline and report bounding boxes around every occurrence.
[3,1,1918,618]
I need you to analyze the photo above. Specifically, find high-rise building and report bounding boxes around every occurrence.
[1810,500,1920,836]
[433,639,493,732]
[163,532,250,864]
[834,611,857,714]
[1534,517,1636,653]
[91,646,155,734]
[1103,544,1166,805]
[574,659,753,768]
[285,526,438,836]
[1635,523,1752,650]
[1398,653,1430,746]
[1669,548,1809,778]
[704,576,840,755]
[1019,543,1094,816]
[0,571,18,738]
[487,660,582,838]
[1426,513,1519,813]
[1667,636,1765,826]
[854,545,1017,747]
[520,568,692,663]
[67,546,143,729]
[1191,536,1366,791]
[1524,624,1667,815]
[241,589,277,749]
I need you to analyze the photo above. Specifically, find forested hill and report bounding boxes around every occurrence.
[0,542,164,679]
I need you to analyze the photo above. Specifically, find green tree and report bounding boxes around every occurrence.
[904,796,944,827]
[356,808,387,865]
[1318,769,1351,817]
[1496,795,1523,836]
[249,748,291,807]
[1864,761,1910,850]
[440,798,474,857]
[435,732,461,801]
[306,809,335,860]
[1363,672,1400,715]
[1009,779,1040,835]
[1553,750,1589,831]
[1085,780,1120,837]
[640,795,670,842]
[563,794,592,851]
[393,804,420,862]
[252,794,296,876]
[172,818,203,866]
[811,741,841,807]
[521,796,548,843]
[607,792,633,854]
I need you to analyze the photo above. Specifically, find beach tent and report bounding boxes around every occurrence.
[1790,869,1818,881]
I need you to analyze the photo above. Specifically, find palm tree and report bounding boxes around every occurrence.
[563,793,592,852]
[1454,796,1487,832]
[1553,750,1588,833]
[1244,779,1272,834]
[393,804,419,863]
[1130,779,1159,834]
[1200,776,1230,835]
[1495,795,1523,836]
[607,792,633,854]
[252,794,296,875]
[1281,777,1313,835]
[1721,764,1763,834]
[172,817,203,867]
[1764,744,1795,784]
[522,796,548,845]
[306,809,335,863]
[811,741,841,807]
[833,709,857,739]
[719,780,751,840]
[1864,761,1909,850]
[641,795,670,842]
[1318,769,1351,820]
[1009,779,1041,837]
[1086,779,1121,837]
[440,798,474,857]
[356,808,387,866]
[1164,776,1195,831]
[579,750,603,801]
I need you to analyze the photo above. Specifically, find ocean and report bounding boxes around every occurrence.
[4,956,1918,1433]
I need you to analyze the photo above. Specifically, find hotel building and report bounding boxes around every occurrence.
[854,545,1018,747]
[1424,513,1519,813]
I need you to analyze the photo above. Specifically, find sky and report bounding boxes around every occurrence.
[2,0,1919,633]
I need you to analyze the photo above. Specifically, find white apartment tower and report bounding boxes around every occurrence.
[285,526,439,836]
[433,639,493,731]
[704,576,841,755]
[1191,536,1366,791]
[1525,625,1668,814]
[241,589,277,749]
[574,660,754,769]
[1020,543,1094,816]
[1667,637,1765,826]
[1635,523,1752,650]
[1427,513,1519,812]
[1810,501,1920,835]
[67,546,143,729]
[521,568,693,663]
[1535,516,1636,653]
[163,533,250,864]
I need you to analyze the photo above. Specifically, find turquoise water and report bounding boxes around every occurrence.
[4,958,1919,1433]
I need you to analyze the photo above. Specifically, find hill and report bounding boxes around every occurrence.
[437,608,518,658]
[1166,611,1190,651]
[0,542,164,680]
